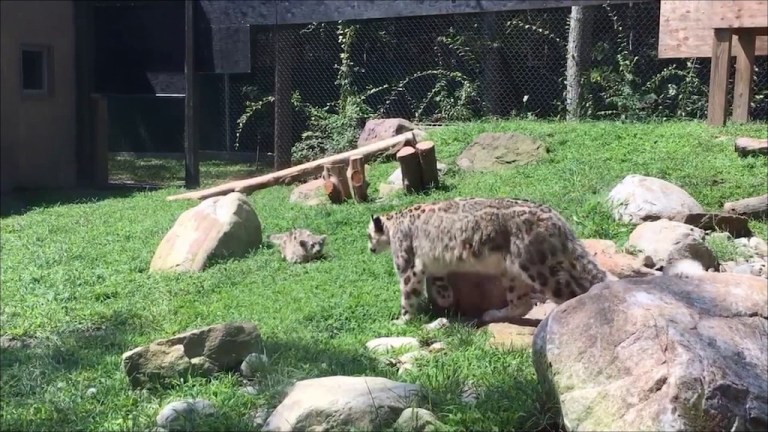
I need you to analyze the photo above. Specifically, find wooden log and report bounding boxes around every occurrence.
[396,146,424,194]
[735,137,768,157]
[322,164,350,204]
[723,194,768,219]
[416,141,439,190]
[707,28,733,127]
[165,132,419,201]
[346,155,368,202]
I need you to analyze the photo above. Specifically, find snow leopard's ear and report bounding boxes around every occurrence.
[371,215,384,233]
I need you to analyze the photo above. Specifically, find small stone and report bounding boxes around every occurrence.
[240,352,269,379]
[720,261,737,273]
[241,385,260,396]
[732,263,755,275]
[85,387,97,397]
[365,337,420,354]
[423,317,449,331]
[394,408,444,432]
[156,399,216,431]
[378,183,404,199]
[398,350,429,365]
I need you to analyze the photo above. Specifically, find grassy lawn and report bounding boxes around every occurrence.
[108,155,268,188]
[1,120,766,431]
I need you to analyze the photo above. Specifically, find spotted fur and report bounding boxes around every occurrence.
[367,197,612,324]
[269,229,326,264]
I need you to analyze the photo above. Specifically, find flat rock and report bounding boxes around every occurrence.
[289,178,328,206]
[262,376,423,431]
[669,212,752,238]
[607,175,704,224]
[627,219,718,271]
[456,132,545,171]
[581,239,659,279]
[121,322,262,389]
[378,183,404,199]
[365,337,420,354]
[487,302,556,350]
[150,192,262,272]
[533,272,768,431]
[735,137,768,157]
[156,399,216,431]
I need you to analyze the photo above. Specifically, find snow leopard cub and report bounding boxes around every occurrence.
[269,229,327,264]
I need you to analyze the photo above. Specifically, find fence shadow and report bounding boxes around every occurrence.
[0,184,162,218]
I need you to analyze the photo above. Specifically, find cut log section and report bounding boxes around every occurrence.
[735,137,768,157]
[396,146,424,194]
[723,194,768,219]
[346,155,368,202]
[416,141,440,190]
[322,164,351,204]
[165,132,419,201]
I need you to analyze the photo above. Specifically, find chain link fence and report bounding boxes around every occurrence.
[207,1,767,165]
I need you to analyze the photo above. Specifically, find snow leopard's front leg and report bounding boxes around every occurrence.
[392,250,425,325]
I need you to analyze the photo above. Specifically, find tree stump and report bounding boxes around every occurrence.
[346,155,368,202]
[396,146,424,194]
[322,164,351,204]
[416,141,439,190]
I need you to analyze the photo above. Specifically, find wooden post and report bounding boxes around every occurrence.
[415,141,439,190]
[732,30,756,123]
[274,26,297,171]
[707,28,733,127]
[322,164,351,204]
[91,95,109,186]
[346,155,368,202]
[396,146,423,194]
[184,0,200,188]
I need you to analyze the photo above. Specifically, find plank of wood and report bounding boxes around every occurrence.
[658,0,768,59]
[732,31,756,123]
[709,0,768,29]
[735,137,768,156]
[707,28,733,127]
[165,132,418,201]
[723,194,768,219]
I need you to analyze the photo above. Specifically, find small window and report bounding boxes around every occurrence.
[21,46,51,96]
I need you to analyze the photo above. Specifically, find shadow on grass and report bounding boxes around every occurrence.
[0,184,162,218]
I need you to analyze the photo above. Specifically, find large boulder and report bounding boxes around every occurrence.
[627,219,718,271]
[457,132,546,171]
[607,175,705,224]
[121,322,263,389]
[532,273,768,431]
[150,192,262,272]
[357,118,425,156]
[262,376,423,431]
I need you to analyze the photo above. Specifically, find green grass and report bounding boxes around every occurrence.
[2,119,766,431]
[108,155,267,187]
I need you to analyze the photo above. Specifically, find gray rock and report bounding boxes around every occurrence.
[122,322,262,389]
[262,376,423,431]
[456,132,546,171]
[394,408,444,432]
[627,219,718,271]
[150,192,263,272]
[533,272,768,431]
[156,399,216,431]
[607,175,704,224]
[749,236,768,257]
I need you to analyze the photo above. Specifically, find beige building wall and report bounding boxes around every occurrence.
[1,0,77,192]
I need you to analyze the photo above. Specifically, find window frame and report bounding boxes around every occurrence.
[20,44,54,98]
